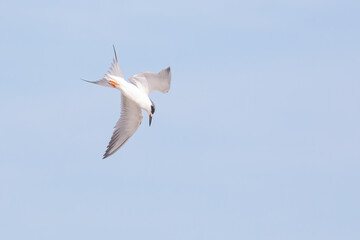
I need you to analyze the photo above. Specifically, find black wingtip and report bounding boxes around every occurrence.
[112,45,118,62]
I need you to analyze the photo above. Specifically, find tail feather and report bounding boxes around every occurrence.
[82,78,114,88]
[83,46,124,88]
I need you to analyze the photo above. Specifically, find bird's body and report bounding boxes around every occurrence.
[109,75,153,112]
[84,47,171,158]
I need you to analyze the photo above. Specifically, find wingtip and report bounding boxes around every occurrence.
[165,66,171,80]
[159,66,171,75]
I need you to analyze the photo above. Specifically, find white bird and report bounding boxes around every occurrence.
[84,46,171,159]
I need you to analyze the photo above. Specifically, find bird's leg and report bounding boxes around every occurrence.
[109,80,119,88]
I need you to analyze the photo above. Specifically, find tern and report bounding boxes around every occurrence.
[84,46,171,159]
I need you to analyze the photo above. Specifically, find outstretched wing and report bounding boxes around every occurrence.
[129,67,171,94]
[103,95,143,159]
[83,46,124,87]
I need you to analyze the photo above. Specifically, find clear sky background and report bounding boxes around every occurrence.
[1,0,359,239]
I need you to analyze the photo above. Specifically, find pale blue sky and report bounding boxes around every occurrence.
[1,0,359,239]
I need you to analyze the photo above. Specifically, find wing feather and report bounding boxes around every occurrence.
[129,67,171,94]
[103,95,143,159]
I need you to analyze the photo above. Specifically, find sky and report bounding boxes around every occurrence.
[0,0,359,239]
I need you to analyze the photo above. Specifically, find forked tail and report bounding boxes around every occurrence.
[83,46,124,88]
